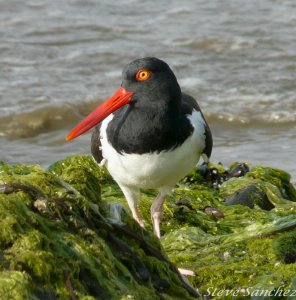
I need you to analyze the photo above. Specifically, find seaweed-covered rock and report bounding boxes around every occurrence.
[273,229,296,264]
[225,184,275,210]
[1,156,296,299]
[160,163,296,298]
[0,157,197,299]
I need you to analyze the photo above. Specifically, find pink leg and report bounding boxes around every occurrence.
[151,190,196,276]
[120,185,144,228]
[150,192,167,238]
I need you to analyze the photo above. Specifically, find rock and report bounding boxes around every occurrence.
[227,163,250,178]
[273,229,296,264]
[204,206,225,218]
[0,156,198,299]
[161,163,296,296]
[225,184,275,210]
[1,156,296,299]
[176,198,194,210]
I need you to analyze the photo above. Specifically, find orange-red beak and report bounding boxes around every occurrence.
[66,87,134,141]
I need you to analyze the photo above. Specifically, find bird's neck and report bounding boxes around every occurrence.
[106,102,193,154]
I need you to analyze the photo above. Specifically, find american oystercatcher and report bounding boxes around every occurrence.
[67,57,212,238]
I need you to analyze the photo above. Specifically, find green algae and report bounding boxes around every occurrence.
[1,155,296,299]
[273,229,296,264]
[0,156,197,299]
[0,271,37,300]
[159,165,296,298]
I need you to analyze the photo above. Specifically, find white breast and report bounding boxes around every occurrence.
[99,110,206,190]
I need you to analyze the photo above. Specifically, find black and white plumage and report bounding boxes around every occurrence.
[67,57,212,239]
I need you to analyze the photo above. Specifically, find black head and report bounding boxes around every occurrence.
[121,57,182,109]
[66,57,182,141]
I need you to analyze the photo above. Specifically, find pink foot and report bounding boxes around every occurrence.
[178,268,196,276]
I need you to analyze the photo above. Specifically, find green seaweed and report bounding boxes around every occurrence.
[273,229,296,264]
[1,155,296,299]
[0,156,197,299]
[159,166,296,298]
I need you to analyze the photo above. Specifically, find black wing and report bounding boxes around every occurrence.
[91,125,103,164]
[181,93,213,160]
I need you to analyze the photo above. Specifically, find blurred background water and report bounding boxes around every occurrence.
[1,0,296,179]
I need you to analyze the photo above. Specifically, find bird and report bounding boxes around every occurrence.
[67,57,212,239]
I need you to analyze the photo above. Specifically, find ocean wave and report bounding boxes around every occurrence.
[0,101,296,140]
[205,111,296,127]
[0,100,99,139]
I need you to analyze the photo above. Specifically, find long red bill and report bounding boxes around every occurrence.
[66,87,134,141]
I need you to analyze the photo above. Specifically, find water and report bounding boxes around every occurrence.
[1,0,296,179]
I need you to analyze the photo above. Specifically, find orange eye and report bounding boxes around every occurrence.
[135,69,151,81]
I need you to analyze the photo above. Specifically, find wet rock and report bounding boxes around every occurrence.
[2,156,296,299]
[204,206,225,218]
[176,198,194,210]
[228,163,250,178]
[273,229,296,264]
[162,163,296,296]
[0,156,199,300]
[225,184,275,210]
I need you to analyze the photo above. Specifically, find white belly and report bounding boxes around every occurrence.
[100,110,205,190]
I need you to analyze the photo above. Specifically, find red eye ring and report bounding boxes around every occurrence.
[135,69,151,81]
